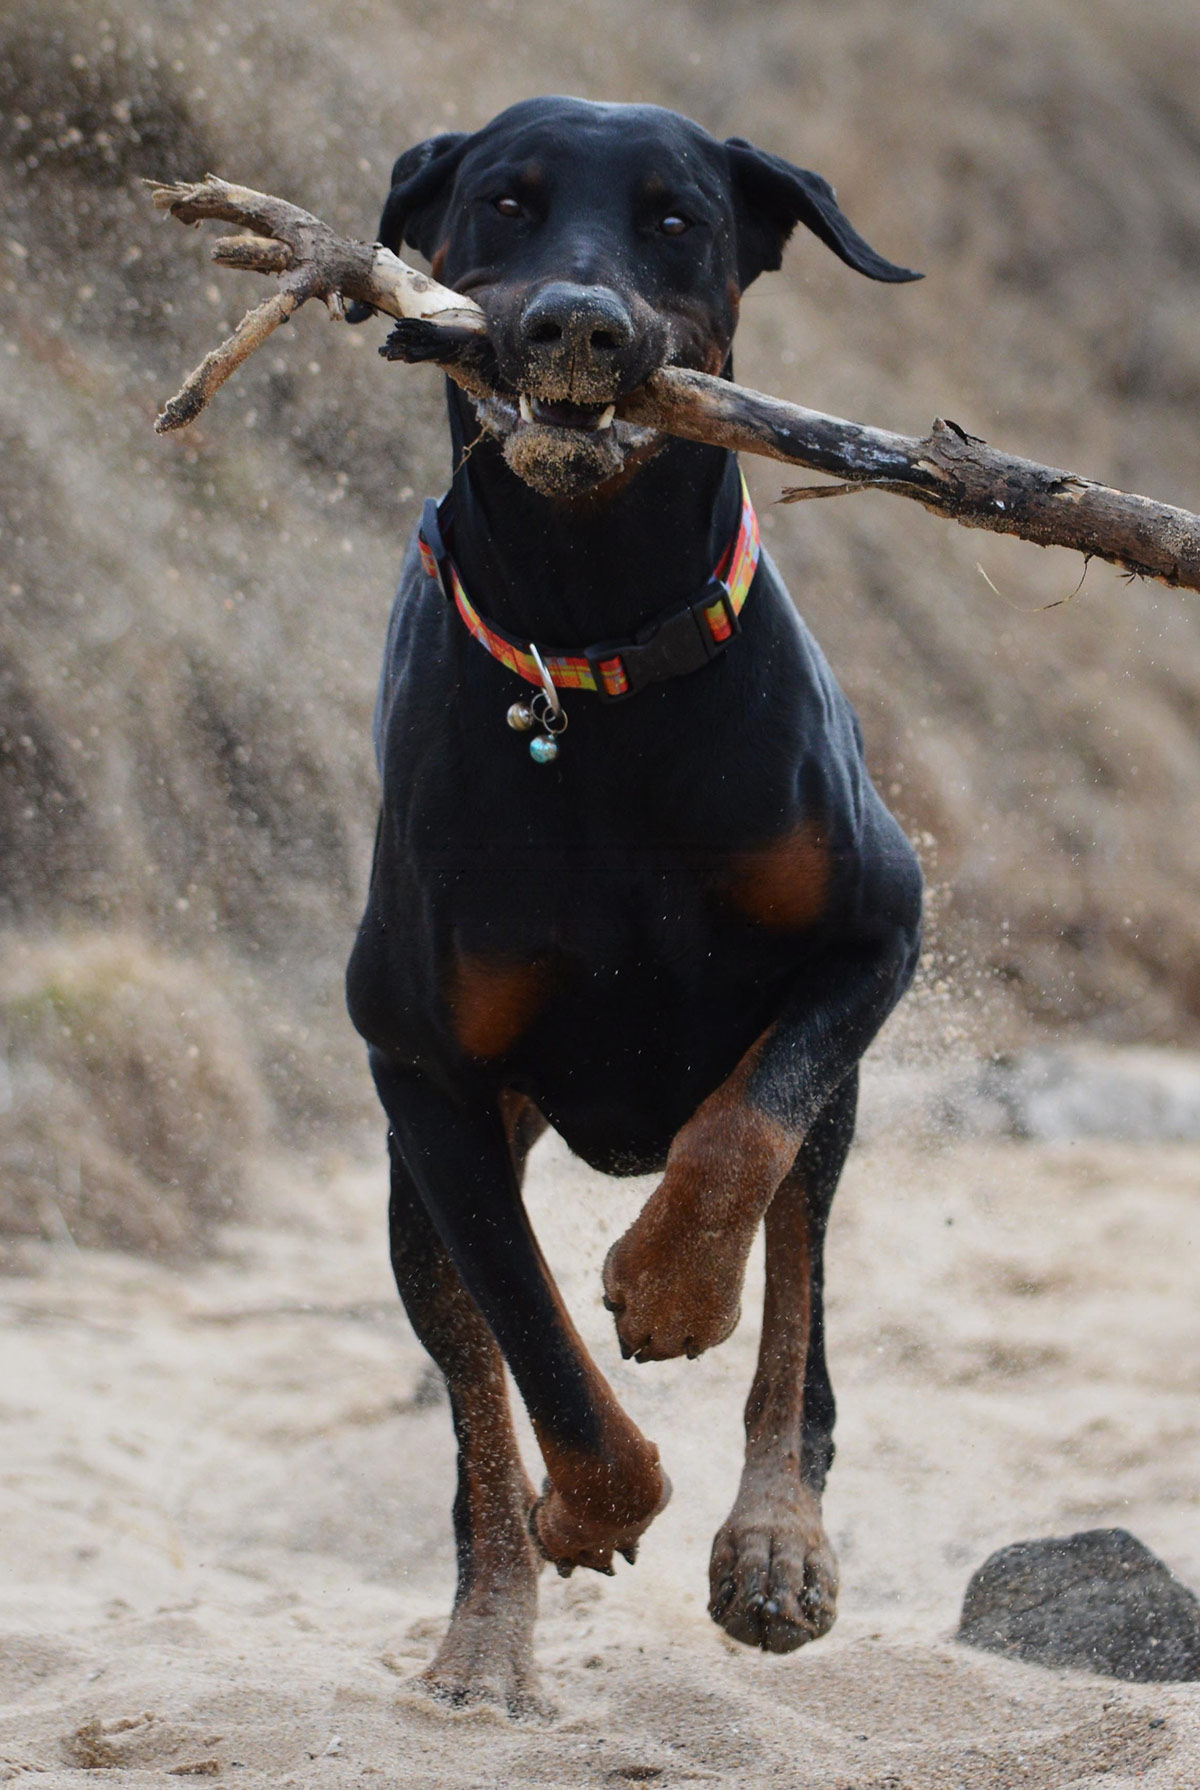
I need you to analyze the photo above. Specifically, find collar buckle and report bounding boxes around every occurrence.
[587,577,741,701]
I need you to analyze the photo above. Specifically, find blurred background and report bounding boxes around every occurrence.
[3,0,1200,1254]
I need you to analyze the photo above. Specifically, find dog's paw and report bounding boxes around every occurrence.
[413,1577,550,1722]
[601,1209,748,1362]
[530,1466,670,1577]
[708,1478,838,1652]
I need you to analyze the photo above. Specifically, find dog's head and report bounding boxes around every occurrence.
[364,97,919,496]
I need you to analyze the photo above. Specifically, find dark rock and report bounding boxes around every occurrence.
[957,1529,1200,1682]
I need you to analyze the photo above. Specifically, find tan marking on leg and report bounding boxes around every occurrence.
[449,955,550,1060]
[532,1417,670,1576]
[725,822,831,930]
[422,1343,547,1713]
[746,1167,812,1463]
[397,1207,544,1714]
[522,1239,670,1573]
[430,242,450,281]
[602,1031,799,1362]
[709,1166,838,1652]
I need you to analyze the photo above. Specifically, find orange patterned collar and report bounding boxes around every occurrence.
[418,471,760,705]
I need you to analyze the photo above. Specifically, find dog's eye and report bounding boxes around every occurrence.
[494,196,523,218]
[660,214,690,236]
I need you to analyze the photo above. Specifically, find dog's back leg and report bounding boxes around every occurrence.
[387,1130,544,1715]
[373,1051,669,1584]
[707,1070,857,1652]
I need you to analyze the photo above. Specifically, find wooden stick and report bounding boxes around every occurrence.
[147,176,485,432]
[149,174,1200,592]
[155,286,306,431]
[618,371,1200,591]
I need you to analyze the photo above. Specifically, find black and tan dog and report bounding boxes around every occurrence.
[346,96,923,1713]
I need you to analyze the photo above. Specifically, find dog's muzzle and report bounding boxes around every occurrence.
[518,282,636,405]
[478,282,665,497]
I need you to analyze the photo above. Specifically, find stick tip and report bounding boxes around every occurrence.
[144,172,228,220]
[154,391,202,433]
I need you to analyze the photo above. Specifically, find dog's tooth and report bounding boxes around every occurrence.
[597,404,616,431]
[519,393,534,423]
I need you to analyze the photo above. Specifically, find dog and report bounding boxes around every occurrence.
[345,96,923,1714]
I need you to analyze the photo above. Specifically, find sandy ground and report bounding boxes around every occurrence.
[2,1117,1199,1789]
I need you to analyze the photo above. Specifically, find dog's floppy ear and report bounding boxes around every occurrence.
[726,138,921,290]
[375,132,471,259]
[346,132,470,323]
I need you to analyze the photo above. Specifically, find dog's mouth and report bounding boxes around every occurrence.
[474,387,661,499]
[517,394,616,433]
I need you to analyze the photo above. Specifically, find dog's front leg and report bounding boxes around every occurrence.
[601,931,916,1364]
[708,1071,855,1654]
[602,929,917,1656]
[386,1133,544,1715]
[601,1044,798,1363]
[371,1052,669,1593]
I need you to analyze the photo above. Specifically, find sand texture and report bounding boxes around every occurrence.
[2,1126,1198,1788]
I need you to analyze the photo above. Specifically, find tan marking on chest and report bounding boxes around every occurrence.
[725,823,831,930]
[449,954,550,1060]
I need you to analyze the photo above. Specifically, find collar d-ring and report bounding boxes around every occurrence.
[528,641,563,721]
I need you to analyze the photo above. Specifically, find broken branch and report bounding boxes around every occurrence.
[147,175,485,431]
[150,175,1200,593]
[617,370,1200,592]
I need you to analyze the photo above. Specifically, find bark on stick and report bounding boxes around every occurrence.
[619,370,1200,591]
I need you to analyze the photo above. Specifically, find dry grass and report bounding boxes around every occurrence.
[0,933,266,1256]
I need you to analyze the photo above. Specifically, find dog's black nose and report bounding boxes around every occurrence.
[519,283,635,364]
